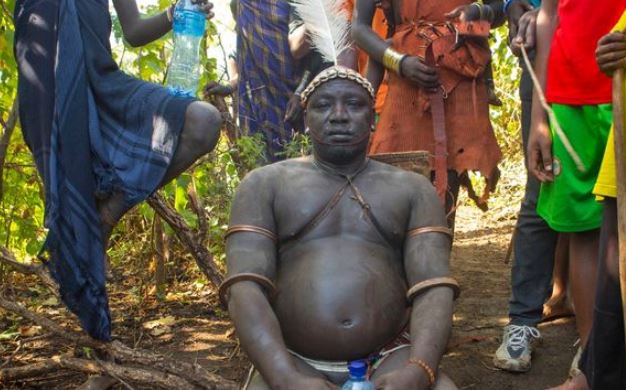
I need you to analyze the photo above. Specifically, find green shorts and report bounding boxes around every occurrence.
[536,104,612,232]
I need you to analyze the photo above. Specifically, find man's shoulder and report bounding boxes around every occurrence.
[368,160,431,188]
[241,157,313,183]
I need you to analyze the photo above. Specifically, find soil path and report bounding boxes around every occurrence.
[0,204,579,389]
[442,204,577,389]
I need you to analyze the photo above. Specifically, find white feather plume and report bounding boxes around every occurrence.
[290,0,351,65]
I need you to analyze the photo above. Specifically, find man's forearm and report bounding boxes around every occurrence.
[485,0,506,28]
[228,283,298,389]
[409,288,454,385]
[530,0,558,128]
[112,0,172,48]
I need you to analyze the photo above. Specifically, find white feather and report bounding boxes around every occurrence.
[290,0,351,65]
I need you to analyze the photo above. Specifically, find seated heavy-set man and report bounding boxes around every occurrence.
[220,66,460,390]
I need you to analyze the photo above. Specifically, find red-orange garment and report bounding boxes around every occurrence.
[345,0,389,114]
[370,0,501,182]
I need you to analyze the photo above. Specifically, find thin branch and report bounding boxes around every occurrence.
[0,247,59,298]
[147,193,223,289]
[0,296,237,389]
[0,98,19,201]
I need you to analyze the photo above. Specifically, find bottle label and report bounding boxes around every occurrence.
[172,9,206,37]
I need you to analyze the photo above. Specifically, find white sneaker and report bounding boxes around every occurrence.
[493,324,542,372]
[569,345,582,378]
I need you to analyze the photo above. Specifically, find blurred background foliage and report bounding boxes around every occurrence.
[0,1,524,297]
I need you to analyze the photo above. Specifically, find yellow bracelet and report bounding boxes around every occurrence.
[382,47,407,76]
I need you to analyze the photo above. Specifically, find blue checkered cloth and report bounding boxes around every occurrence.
[14,0,193,340]
[236,0,297,161]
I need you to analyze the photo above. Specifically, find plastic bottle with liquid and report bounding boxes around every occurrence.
[166,0,206,97]
[341,360,375,390]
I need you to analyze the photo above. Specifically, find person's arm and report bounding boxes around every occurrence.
[352,0,439,91]
[225,169,335,390]
[112,0,214,48]
[203,56,238,97]
[365,58,385,96]
[485,0,506,28]
[285,53,322,123]
[374,176,454,389]
[527,0,559,182]
[289,24,311,60]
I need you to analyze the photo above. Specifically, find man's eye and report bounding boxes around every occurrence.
[313,101,331,109]
[347,99,365,107]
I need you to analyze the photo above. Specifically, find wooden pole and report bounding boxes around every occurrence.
[611,67,626,347]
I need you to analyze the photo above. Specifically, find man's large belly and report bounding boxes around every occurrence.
[275,236,408,361]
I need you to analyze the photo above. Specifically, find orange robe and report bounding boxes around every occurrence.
[370,0,501,182]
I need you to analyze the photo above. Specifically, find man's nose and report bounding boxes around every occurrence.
[329,102,349,122]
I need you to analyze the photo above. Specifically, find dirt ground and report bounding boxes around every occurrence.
[0,202,579,390]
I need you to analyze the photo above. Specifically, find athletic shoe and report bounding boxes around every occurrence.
[493,324,542,372]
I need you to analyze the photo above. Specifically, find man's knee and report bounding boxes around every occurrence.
[435,372,458,390]
[183,101,222,153]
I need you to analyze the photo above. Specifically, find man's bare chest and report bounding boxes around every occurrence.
[273,175,410,245]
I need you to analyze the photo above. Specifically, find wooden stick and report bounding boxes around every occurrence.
[611,68,626,349]
[521,46,586,173]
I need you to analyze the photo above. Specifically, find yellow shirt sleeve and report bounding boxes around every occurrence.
[593,10,626,199]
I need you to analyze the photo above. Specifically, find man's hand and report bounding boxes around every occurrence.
[445,3,494,23]
[190,0,215,20]
[373,365,426,390]
[284,94,303,123]
[510,7,539,57]
[528,120,554,182]
[203,81,234,98]
[596,32,626,76]
[400,56,439,91]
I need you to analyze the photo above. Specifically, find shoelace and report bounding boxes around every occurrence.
[506,325,541,351]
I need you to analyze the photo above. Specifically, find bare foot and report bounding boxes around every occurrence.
[547,373,589,390]
[542,295,574,322]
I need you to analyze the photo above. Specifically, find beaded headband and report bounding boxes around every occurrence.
[300,66,375,106]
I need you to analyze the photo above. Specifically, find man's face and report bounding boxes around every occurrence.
[305,79,374,163]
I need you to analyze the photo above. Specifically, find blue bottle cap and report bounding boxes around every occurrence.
[348,360,368,377]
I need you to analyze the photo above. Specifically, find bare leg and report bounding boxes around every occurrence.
[543,234,573,320]
[98,101,222,246]
[568,230,600,346]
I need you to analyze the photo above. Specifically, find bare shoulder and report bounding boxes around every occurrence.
[368,160,434,192]
[238,157,312,192]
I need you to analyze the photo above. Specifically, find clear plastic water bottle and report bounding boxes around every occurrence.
[342,360,375,390]
[166,0,206,97]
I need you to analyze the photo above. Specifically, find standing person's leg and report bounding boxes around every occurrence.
[98,101,222,242]
[543,235,572,320]
[445,170,460,231]
[494,63,559,372]
[568,230,600,348]
[579,198,625,389]
[548,199,625,390]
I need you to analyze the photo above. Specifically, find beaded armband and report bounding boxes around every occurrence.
[218,273,277,308]
[406,277,461,302]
